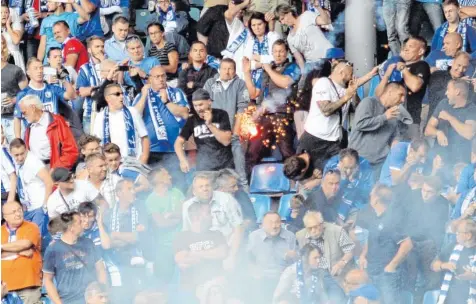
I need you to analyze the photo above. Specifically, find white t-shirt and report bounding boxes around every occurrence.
[29,112,51,161]
[1,148,15,193]
[93,106,148,159]
[287,11,333,62]
[305,77,346,141]
[223,18,252,79]
[17,152,46,210]
[47,180,100,218]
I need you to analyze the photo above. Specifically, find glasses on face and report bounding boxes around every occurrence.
[125,35,141,42]
[4,208,23,216]
[108,92,124,97]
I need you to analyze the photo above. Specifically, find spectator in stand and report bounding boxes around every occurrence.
[283,149,325,193]
[275,4,332,79]
[324,148,374,210]
[381,0,411,56]
[105,16,130,63]
[43,211,107,304]
[1,200,42,304]
[178,41,217,108]
[123,35,161,88]
[431,219,476,304]
[1,38,27,143]
[9,138,53,234]
[46,167,99,218]
[425,79,476,165]
[85,281,109,304]
[409,0,443,40]
[432,0,476,53]
[76,134,101,177]
[76,36,106,133]
[204,58,250,187]
[74,0,103,41]
[296,211,355,283]
[349,83,409,177]
[174,89,233,173]
[173,202,228,302]
[298,60,358,168]
[145,167,184,283]
[376,36,431,139]
[13,58,76,139]
[52,21,89,72]
[344,269,381,304]
[243,39,300,174]
[379,138,429,186]
[45,47,75,89]
[146,22,179,84]
[273,244,346,303]
[247,211,296,303]
[1,128,17,203]
[85,153,120,208]
[18,95,79,169]
[103,179,148,304]
[133,66,189,170]
[93,83,150,163]
[37,0,90,63]
[1,2,25,71]
[426,32,463,73]
[356,184,413,304]
[196,1,229,59]
[426,51,471,120]
[79,202,111,250]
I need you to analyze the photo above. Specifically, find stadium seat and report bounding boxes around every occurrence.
[249,163,290,194]
[249,194,271,223]
[135,9,153,34]
[189,7,201,22]
[278,194,295,220]
[423,290,439,304]
[368,75,381,97]
[401,290,413,304]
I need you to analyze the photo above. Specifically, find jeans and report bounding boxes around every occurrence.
[383,0,411,56]
[24,207,49,237]
[410,2,443,35]
[370,270,404,304]
[1,116,16,144]
[231,136,248,190]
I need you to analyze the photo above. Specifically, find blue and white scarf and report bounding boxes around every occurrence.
[158,5,177,31]
[80,58,101,120]
[437,244,476,304]
[2,147,14,194]
[15,165,28,208]
[110,203,139,232]
[251,35,269,86]
[100,0,119,8]
[147,86,178,141]
[222,27,249,58]
[296,259,320,304]
[103,106,137,157]
[440,21,468,52]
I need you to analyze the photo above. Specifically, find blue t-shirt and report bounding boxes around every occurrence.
[124,57,161,87]
[133,87,188,153]
[76,0,103,41]
[426,50,475,75]
[14,84,66,119]
[379,142,426,186]
[82,223,102,248]
[457,163,476,195]
[39,12,79,61]
[43,238,101,304]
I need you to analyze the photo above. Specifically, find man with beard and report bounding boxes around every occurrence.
[174,89,233,173]
[375,36,431,140]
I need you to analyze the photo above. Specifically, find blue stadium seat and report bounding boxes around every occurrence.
[278,194,295,220]
[249,194,271,223]
[249,163,290,194]
[401,290,413,304]
[135,9,153,33]
[189,7,201,22]
[423,290,439,304]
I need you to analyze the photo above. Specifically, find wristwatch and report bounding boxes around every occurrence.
[164,100,170,106]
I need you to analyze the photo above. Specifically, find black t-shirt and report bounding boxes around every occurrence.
[306,187,342,224]
[403,61,431,124]
[439,244,476,303]
[432,99,476,164]
[173,230,226,290]
[1,63,26,115]
[427,70,452,118]
[179,108,234,171]
[356,205,409,275]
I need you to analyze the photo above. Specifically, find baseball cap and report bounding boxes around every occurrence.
[326,48,345,60]
[192,88,211,102]
[52,167,74,183]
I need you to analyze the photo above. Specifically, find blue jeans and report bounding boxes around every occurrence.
[24,207,49,237]
[370,271,404,304]
[231,136,248,190]
[421,2,443,31]
[383,0,411,56]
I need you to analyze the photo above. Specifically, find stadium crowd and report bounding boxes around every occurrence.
[2,0,476,303]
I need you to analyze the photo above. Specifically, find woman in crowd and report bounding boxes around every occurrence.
[1,2,24,71]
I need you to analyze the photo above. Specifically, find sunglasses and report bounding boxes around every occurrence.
[108,92,124,97]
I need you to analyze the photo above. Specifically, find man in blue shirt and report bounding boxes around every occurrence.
[324,148,374,211]
[379,139,429,186]
[13,58,76,138]
[243,39,300,174]
[105,16,130,63]
[37,0,90,63]
[76,0,104,41]
[123,36,161,88]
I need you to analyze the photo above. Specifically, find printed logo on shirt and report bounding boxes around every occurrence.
[189,240,216,251]
[193,123,220,139]
[43,102,54,113]
[45,91,52,98]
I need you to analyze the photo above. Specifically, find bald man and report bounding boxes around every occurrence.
[344,269,380,304]
[133,66,189,168]
[426,32,466,73]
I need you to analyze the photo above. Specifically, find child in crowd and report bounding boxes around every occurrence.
[285,194,307,233]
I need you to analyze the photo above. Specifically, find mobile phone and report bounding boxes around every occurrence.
[118,65,129,72]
